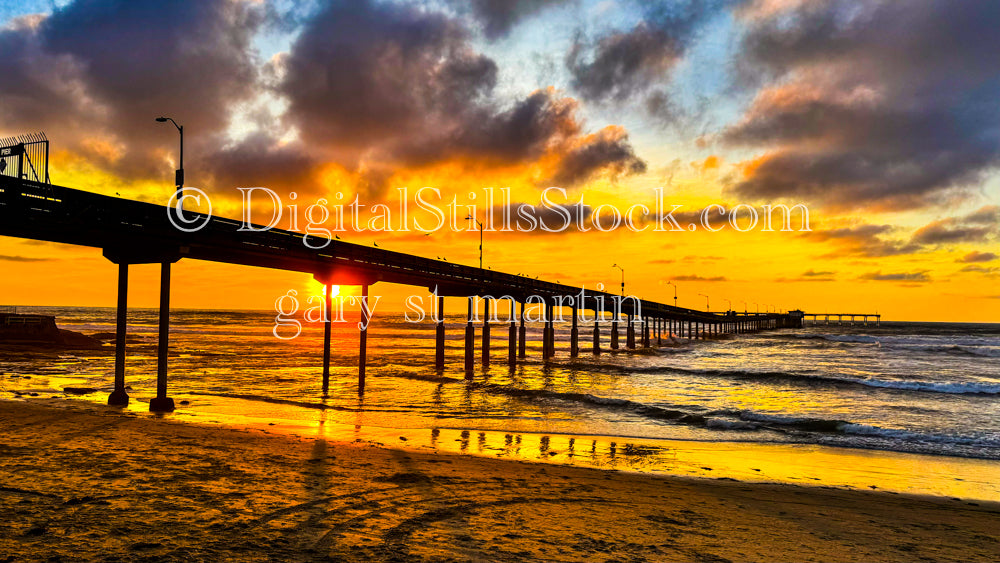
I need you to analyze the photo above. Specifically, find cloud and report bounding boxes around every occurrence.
[957,251,998,263]
[724,0,1000,210]
[671,274,727,282]
[958,265,1000,274]
[0,254,53,262]
[809,224,920,258]
[1,0,645,198]
[858,271,931,282]
[454,0,573,40]
[775,274,835,282]
[802,269,834,277]
[545,125,646,186]
[279,1,645,192]
[0,0,267,180]
[911,206,1000,245]
[566,1,732,119]
[963,205,1000,225]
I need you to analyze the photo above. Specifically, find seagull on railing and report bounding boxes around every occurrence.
[374,242,379,247]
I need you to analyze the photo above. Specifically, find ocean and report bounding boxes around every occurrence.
[3,307,999,497]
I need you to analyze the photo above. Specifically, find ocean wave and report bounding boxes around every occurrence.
[621,365,1000,395]
[838,423,1000,448]
[781,333,1000,357]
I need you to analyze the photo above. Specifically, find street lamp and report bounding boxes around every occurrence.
[465,214,483,269]
[753,302,759,314]
[698,293,709,311]
[155,117,183,191]
[612,264,625,296]
[665,281,677,307]
[724,298,732,312]
[741,301,748,313]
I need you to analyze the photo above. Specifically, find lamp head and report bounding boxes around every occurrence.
[155,117,168,122]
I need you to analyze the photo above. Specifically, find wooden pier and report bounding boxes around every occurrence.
[1,175,807,411]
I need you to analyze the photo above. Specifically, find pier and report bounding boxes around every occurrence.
[1,175,807,411]
[802,313,881,327]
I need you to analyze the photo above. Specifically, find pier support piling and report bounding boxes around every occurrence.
[482,298,490,367]
[465,297,475,377]
[508,305,517,370]
[322,283,332,394]
[518,300,526,359]
[108,263,129,407]
[626,314,636,349]
[435,296,445,371]
[149,262,175,413]
[543,299,555,360]
[358,284,369,395]
[570,304,579,357]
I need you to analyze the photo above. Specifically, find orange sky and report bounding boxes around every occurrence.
[1,0,998,322]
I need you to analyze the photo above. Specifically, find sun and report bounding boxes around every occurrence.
[306,278,340,298]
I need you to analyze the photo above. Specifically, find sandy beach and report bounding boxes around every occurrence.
[1,399,998,562]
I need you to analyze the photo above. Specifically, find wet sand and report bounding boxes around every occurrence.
[2,399,999,562]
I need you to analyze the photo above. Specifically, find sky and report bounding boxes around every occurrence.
[1,0,998,321]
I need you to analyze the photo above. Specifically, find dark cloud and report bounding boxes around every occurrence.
[803,269,835,277]
[200,134,323,195]
[724,0,1000,210]
[911,221,993,245]
[672,274,727,282]
[567,22,683,103]
[809,224,921,258]
[0,254,53,262]
[859,271,931,282]
[959,265,999,274]
[281,0,497,158]
[963,205,1000,225]
[456,0,572,40]
[0,0,266,181]
[280,1,645,190]
[911,206,1000,246]
[957,251,998,263]
[545,126,646,186]
[775,274,835,282]
[566,1,732,119]
[809,204,1000,257]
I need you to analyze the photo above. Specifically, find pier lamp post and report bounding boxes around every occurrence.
[612,264,625,296]
[698,293,709,311]
[742,301,748,313]
[753,302,759,314]
[465,214,484,269]
[666,281,677,307]
[724,298,732,313]
[155,117,183,197]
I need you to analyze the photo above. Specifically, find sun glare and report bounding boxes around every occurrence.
[306,278,340,298]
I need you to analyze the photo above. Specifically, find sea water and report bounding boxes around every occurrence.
[3,308,999,498]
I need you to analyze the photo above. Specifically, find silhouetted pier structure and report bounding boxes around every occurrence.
[803,313,881,327]
[1,175,805,411]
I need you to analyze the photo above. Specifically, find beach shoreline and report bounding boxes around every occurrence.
[2,398,999,562]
